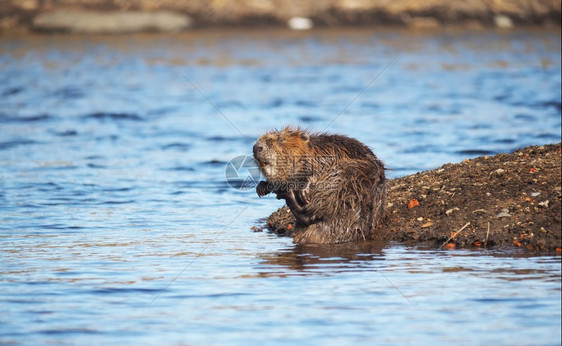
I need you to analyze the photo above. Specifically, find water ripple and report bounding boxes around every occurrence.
[83,112,144,121]
[0,139,38,150]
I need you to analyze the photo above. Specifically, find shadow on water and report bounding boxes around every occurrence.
[258,240,388,275]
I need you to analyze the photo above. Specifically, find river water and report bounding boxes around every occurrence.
[1,28,560,344]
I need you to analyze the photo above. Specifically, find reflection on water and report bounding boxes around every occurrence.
[259,241,387,275]
[0,28,561,344]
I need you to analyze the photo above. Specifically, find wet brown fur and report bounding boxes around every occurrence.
[253,126,386,244]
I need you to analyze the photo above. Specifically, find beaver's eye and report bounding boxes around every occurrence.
[278,137,285,142]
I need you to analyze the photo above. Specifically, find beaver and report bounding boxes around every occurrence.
[253,126,386,244]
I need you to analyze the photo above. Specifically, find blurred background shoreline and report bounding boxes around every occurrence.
[1,0,560,34]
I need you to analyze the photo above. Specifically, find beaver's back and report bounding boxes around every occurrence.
[308,134,377,161]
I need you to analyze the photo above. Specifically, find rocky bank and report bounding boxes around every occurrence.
[1,0,560,33]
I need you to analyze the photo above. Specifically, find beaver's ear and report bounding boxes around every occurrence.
[300,132,310,142]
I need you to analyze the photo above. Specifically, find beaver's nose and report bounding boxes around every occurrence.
[253,143,263,156]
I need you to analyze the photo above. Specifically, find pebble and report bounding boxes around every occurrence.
[538,200,549,208]
[531,192,541,197]
[494,15,514,29]
[496,210,512,218]
[491,168,505,175]
[287,17,313,30]
[446,207,459,215]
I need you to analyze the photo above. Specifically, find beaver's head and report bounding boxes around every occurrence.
[253,126,311,182]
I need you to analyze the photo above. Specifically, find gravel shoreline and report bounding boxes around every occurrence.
[1,0,560,33]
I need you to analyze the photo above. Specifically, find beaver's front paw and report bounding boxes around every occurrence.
[274,190,288,200]
[296,189,309,206]
[256,181,271,197]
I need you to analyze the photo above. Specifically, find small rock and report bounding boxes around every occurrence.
[287,17,313,31]
[530,192,541,197]
[496,210,512,218]
[421,222,434,228]
[407,199,420,209]
[446,207,460,215]
[494,15,514,29]
[491,168,505,175]
[444,243,456,250]
[417,217,424,221]
[538,200,549,208]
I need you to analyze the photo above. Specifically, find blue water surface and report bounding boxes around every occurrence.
[1,28,560,344]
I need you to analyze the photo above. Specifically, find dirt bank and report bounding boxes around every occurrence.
[264,143,562,253]
[1,0,560,33]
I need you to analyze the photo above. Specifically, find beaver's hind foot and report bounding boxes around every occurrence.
[292,223,333,244]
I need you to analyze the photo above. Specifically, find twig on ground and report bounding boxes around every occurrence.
[440,222,471,249]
